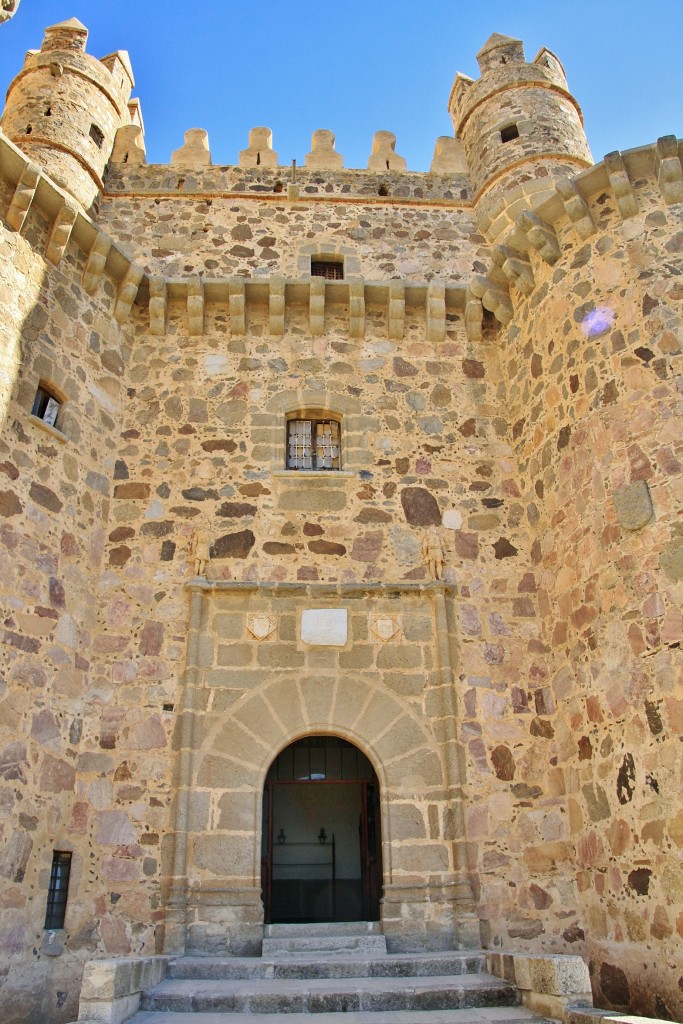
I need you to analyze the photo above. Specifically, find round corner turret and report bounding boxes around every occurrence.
[0,18,139,211]
[476,33,525,75]
[449,33,592,241]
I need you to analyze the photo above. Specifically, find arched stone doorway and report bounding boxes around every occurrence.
[261,735,382,924]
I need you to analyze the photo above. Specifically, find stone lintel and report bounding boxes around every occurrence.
[184,579,456,597]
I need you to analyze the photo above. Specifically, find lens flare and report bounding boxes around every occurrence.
[581,306,615,337]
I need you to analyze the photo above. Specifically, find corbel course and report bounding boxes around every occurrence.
[516,211,562,264]
[604,151,638,219]
[83,234,112,294]
[348,278,365,339]
[555,176,596,239]
[470,274,513,324]
[114,263,144,324]
[228,276,246,335]
[464,291,483,343]
[655,135,683,205]
[491,245,535,296]
[309,276,325,336]
[6,162,40,233]
[387,281,405,341]
[426,281,446,343]
[268,276,285,336]
[149,276,166,336]
[45,197,78,265]
[187,277,204,336]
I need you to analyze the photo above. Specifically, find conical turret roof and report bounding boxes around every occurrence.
[45,17,88,31]
[476,33,522,58]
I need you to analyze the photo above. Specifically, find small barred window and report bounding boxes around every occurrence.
[311,260,344,280]
[44,851,72,930]
[32,385,62,428]
[287,418,341,471]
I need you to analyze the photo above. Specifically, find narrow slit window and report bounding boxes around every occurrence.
[44,851,72,930]
[89,123,105,148]
[311,260,344,280]
[287,418,340,471]
[500,124,520,143]
[32,385,62,428]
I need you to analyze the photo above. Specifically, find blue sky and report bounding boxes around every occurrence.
[1,1,681,171]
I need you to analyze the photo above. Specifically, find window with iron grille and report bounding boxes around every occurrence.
[32,384,62,428]
[311,260,344,280]
[287,418,341,471]
[44,851,72,929]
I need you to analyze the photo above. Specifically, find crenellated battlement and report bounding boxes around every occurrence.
[109,123,469,178]
[103,161,473,203]
[2,123,680,347]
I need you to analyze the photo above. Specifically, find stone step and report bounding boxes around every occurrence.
[127,1007,557,1024]
[129,1009,552,1024]
[140,972,518,1014]
[264,921,383,937]
[169,951,487,981]
[262,933,388,957]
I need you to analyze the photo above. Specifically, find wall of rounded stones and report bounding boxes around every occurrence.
[497,169,683,1018]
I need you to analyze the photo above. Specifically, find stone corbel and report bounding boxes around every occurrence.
[114,263,143,324]
[6,163,40,233]
[309,276,325,336]
[555,176,596,239]
[187,277,204,336]
[491,244,535,296]
[83,234,112,294]
[604,151,639,219]
[426,281,446,342]
[464,291,483,343]
[516,211,562,264]
[470,274,513,324]
[149,276,167,336]
[655,135,683,205]
[268,276,285,336]
[45,197,78,265]
[348,278,365,339]
[387,281,405,340]
[228,277,246,335]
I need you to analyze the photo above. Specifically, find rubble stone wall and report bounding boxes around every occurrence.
[98,166,485,280]
[498,171,683,1018]
[0,204,133,1023]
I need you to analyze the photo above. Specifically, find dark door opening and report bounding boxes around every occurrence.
[261,736,382,924]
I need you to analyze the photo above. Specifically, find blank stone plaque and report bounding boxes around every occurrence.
[301,609,348,646]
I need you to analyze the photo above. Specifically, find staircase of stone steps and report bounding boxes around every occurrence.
[124,922,540,1024]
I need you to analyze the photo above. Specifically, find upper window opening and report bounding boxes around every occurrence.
[44,851,72,930]
[500,124,520,143]
[89,123,104,148]
[32,384,62,428]
[287,417,340,471]
[311,260,344,281]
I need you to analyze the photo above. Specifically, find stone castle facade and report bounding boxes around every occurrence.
[0,18,681,1024]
